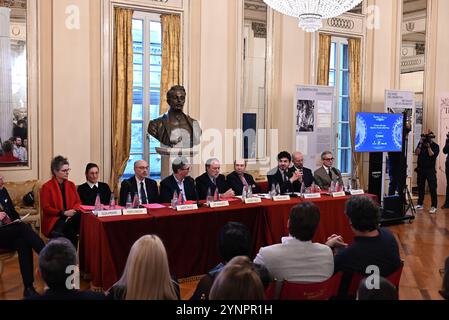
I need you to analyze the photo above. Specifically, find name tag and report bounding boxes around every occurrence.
[303,193,321,199]
[209,201,230,208]
[123,208,148,215]
[95,209,122,217]
[350,189,365,195]
[272,195,291,201]
[331,191,346,198]
[176,204,199,211]
[245,197,262,204]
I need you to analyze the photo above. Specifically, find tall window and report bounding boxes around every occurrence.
[123,12,162,180]
[329,37,351,175]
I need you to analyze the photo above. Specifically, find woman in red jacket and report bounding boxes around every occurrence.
[40,156,81,248]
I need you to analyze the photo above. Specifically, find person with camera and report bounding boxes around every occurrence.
[442,133,449,208]
[415,131,439,214]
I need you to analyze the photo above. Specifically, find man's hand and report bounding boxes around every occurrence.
[290,171,302,183]
[64,209,77,217]
[0,212,6,220]
[325,234,348,248]
[222,189,235,198]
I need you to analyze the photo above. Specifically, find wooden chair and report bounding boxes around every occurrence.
[0,248,15,276]
[265,272,343,300]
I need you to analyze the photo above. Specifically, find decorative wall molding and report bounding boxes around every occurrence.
[401,54,425,73]
[111,0,184,10]
[10,21,25,40]
[321,12,365,37]
[252,21,266,38]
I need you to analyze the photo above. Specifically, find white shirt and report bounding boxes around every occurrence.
[173,175,186,202]
[87,182,99,189]
[13,145,27,161]
[254,236,334,283]
[135,177,148,203]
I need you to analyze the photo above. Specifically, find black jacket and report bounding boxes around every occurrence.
[119,176,159,206]
[195,173,229,200]
[267,168,294,194]
[226,171,260,196]
[159,175,198,203]
[289,166,315,191]
[77,182,112,206]
[0,187,20,221]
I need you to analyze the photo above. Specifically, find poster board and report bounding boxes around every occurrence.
[294,85,335,170]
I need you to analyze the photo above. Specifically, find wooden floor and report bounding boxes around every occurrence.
[1,196,448,300]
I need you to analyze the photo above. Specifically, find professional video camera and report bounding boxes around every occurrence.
[420,132,436,148]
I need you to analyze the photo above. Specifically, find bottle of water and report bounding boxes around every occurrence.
[132,194,140,208]
[300,182,305,195]
[109,192,116,210]
[275,183,281,196]
[171,190,178,208]
[242,186,247,202]
[311,182,317,193]
[178,190,185,205]
[206,187,213,206]
[247,185,253,198]
[94,193,102,211]
[214,188,219,201]
[329,181,335,193]
[126,192,132,209]
[335,181,340,192]
[270,184,276,199]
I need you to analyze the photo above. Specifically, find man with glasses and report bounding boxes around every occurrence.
[314,151,343,190]
[159,157,198,203]
[119,160,159,206]
[195,158,235,200]
[226,159,260,196]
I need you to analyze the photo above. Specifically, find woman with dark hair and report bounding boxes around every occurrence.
[0,140,20,163]
[40,156,81,248]
[77,163,112,206]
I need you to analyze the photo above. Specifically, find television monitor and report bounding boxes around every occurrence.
[355,112,404,153]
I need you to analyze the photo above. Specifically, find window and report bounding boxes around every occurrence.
[123,12,162,180]
[329,37,351,175]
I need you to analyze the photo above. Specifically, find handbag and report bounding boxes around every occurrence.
[22,191,35,207]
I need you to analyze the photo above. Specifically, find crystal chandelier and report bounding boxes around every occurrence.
[263,0,363,32]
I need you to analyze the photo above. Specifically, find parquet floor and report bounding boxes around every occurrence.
[1,196,448,300]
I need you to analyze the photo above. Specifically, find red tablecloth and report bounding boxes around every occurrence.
[79,194,375,289]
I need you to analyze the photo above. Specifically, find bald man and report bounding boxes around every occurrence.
[289,152,315,191]
[119,160,159,206]
[226,160,260,196]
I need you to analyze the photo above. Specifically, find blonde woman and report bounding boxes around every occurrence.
[107,235,178,300]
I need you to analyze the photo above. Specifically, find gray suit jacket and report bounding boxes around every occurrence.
[313,166,344,190]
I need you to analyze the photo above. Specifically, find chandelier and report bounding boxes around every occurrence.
[263,0,363,32]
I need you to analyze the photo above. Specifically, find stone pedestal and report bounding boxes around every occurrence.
[156,147,200,180]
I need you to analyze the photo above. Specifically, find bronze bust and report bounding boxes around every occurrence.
[148,85,201,148]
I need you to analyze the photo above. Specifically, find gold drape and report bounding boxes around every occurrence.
[317,34,331,86]
[160,14,182,115]
[349,38,364,189]
[110,8,134,192]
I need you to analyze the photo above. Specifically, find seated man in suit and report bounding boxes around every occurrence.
[160,157,197,203]
[290,151,315,191]
[267,151,302,194]
[77,163,112,206]
[119,160,159,206]
[195,158,235,200]
[226,160,260,196]
[314,151,344,190]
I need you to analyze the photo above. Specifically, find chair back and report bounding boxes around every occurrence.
[265,272,342,300]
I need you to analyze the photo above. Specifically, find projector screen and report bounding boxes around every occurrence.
[355,112,404,153]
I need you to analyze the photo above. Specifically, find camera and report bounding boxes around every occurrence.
[420,132,435,147]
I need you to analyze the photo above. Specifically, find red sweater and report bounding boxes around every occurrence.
[40,177,81,237]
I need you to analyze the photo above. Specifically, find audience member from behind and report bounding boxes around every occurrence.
[77,163,112,206]
[357,276,398,300]
[254,202,344,282]
[107,235,178,300]
[191,222,252,300]
[335,196,401,295]
[40,156,82,249]
[29,238,105,300]
[439,256,449,300]
[209,256,265,300]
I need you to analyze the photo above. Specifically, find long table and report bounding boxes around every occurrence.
[79,195,373,290]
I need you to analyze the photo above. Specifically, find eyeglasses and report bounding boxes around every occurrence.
[323,158,334,161]
[181,167,191,171]
[60,169,71,173]
[137,166,149,170]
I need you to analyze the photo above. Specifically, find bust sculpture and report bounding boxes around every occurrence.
[148,85,202,148]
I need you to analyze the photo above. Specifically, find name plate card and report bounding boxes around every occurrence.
[350,189,365,195]
[123,208,148,216]
[331,191,346,198]
[272,195,291,202]
[245,197,262,204]
[303,193,321,199]
[209,201,230,208]
[95,209,122,218]
[176,204,199,211]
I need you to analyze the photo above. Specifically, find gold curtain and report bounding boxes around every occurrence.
[110,8,134,192]
[160,14,182,115]
[349,38,364,189]
[317,34,331,86]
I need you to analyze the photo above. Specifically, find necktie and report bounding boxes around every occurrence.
[212,177,217,186]
[92,185,98,193]
[140,181,148,204]
[328,168,333,180]
[284,171,288,182]
[240,175,248,187]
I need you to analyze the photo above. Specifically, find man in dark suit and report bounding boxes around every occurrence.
[160,157,197,203]
[314,151,344,190]
[0,175,45,298]
[267,151,302,194]
[119,160,159,206]
[290,151,315,191]
[226,160,260,196]
[195,158,235,200]
[28,238,106,300]
[77,163,112,206]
